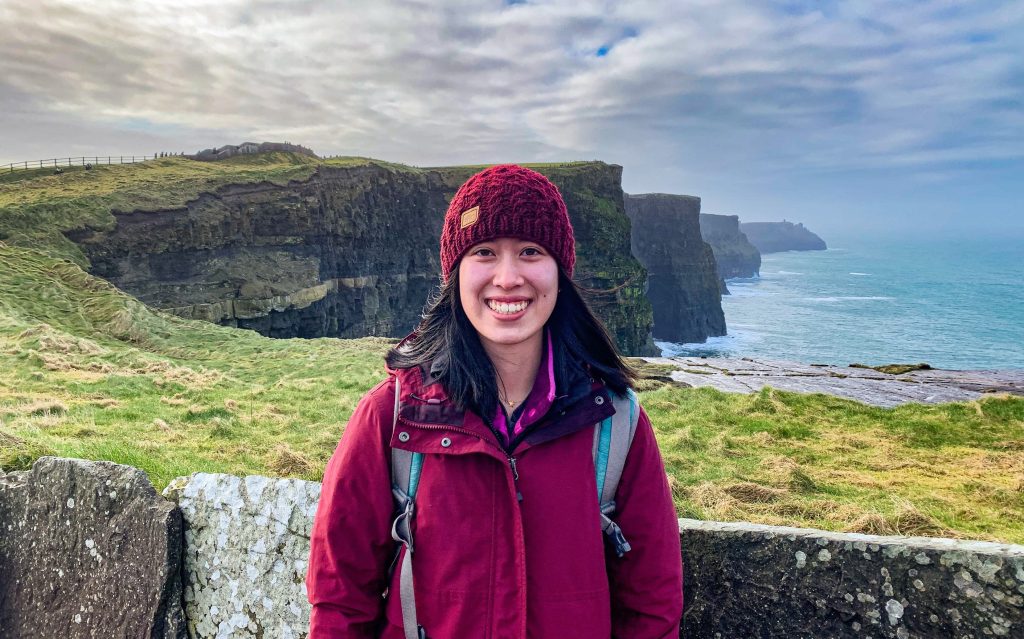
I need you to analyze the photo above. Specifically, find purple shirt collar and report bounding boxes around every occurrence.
[492,330,557,444]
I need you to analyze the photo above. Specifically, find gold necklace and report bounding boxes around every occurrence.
[497,376,520,409]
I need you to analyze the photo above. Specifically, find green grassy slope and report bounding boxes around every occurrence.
[1,154,1022,543]
[1,245,1021,542]
[0,154,418,264]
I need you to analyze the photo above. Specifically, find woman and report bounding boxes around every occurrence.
[307,165,682,638]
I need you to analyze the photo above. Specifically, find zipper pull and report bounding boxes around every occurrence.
[508,456,523,502]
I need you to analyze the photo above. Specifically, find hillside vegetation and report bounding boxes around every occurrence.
[1,155,1022,544]
[1,244,1021,542]
[0,154,415,264]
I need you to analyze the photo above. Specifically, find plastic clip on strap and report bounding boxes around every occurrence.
[593,389,640,558]
[600,505,633,558]
[390,376,428,639]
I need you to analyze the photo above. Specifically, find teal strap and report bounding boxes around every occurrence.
[595,415,613,500]
[408,453,424,499]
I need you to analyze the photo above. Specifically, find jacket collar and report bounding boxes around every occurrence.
[389,343,615,454]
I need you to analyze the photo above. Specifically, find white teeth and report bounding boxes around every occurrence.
[487,300,528,314]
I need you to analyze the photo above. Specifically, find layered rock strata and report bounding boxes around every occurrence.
[624,193,726,344]
[0,457,185,638]
[740,220,827,253]
[67,161,657,355]
[698,213,761,286]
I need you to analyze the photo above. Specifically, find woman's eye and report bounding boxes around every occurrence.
[474,248,495,257]
[522,247,543,256]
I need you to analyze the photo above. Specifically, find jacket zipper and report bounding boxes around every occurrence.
[400,417,526,502]
[507,455,523,502]
[483,414,525,503]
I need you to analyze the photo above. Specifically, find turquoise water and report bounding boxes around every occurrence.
[658,233,1024,370]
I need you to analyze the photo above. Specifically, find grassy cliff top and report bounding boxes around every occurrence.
[1,243,1021,542]
[0,153,610,266]
[0,153,422,265]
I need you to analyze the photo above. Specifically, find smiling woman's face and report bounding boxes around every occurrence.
[458,237,559,356]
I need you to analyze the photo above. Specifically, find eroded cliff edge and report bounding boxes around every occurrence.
[66,161,658,355]
[740,220,827,253]
[624,193,725,344]
[698,213,761,283]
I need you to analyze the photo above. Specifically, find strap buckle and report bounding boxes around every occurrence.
[600,510,632,558]
[391,488,416,551]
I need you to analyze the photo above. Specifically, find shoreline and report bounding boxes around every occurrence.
[642,356,1024,407]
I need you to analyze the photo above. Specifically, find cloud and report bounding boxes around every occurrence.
[1,0,1022,218]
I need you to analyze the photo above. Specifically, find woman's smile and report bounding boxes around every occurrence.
[459,238,559,353]
[486,297,530,317]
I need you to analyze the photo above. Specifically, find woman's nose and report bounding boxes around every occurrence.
[492,255,524,288]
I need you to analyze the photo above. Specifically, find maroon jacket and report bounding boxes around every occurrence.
[307,362,683,638]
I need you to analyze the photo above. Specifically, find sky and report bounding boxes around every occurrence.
[1,0,1022,238]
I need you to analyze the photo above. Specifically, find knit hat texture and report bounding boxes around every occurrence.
[440,164,575,280]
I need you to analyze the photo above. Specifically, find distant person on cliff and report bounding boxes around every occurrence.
[307,165,683,638]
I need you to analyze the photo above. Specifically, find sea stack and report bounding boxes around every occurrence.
[624,193,726,344]
[699,213,761,287]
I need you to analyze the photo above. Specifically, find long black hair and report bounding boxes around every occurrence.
[386,268,636,420]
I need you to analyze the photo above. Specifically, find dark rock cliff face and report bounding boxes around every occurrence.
[740,221,827,253]
[699,214,761,288]
[66,161,658,355]
[624,194,726,344]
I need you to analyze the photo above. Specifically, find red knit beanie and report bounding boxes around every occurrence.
[440,164,575,281]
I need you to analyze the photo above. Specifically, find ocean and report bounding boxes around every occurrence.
[657,232,1024,370]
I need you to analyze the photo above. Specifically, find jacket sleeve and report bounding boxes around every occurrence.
[607,405,683,639]
[307,378,396,638]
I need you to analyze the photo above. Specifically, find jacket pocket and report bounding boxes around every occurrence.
[530,587,611,638]
[382,550,491,639]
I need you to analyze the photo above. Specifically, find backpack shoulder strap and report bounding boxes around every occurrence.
[391,376,423,503]
[592,388,640,557]
[388,375,427,639]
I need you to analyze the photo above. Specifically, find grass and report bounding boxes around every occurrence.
[0,153,414,265]
[1,244,1022,543]
[646,384,1024,543]
[1,154,1022,544]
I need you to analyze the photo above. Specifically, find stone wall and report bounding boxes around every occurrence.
[0,457,186,638]
[3,458,1022,638]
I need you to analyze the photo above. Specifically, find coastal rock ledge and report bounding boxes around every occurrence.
[647,357,1024,407]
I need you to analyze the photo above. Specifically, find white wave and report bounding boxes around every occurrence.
[849,272,871,276]
[656,329,762,358]
[804,296,894,302]
[776,270,804,275]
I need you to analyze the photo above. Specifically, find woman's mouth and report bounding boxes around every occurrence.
[486,299,530,315]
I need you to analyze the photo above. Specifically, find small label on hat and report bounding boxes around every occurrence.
[460,206,480,229]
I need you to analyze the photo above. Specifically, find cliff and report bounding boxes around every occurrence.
[624,194,726,344]
[698,213,761,285]
[740,220,827,253]
[42,156,657,354]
